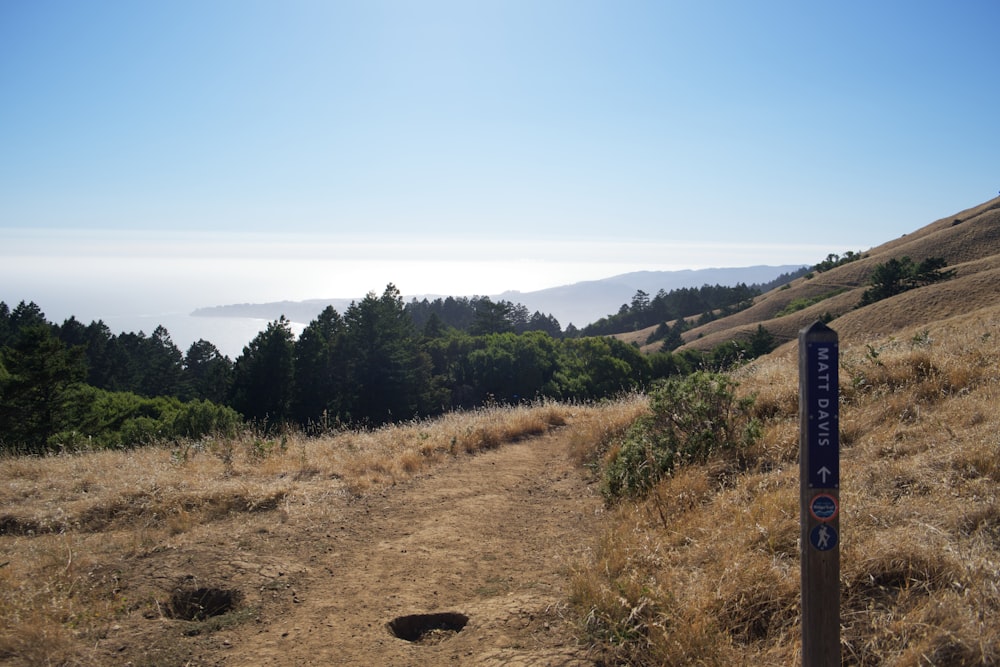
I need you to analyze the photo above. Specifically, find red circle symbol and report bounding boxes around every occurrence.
[809,493,839,522]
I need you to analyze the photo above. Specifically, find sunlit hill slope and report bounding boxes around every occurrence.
[617,196,1000,354]
[573,196,1000,664]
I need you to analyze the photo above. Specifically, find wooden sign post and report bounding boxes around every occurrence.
[799,321,840,666]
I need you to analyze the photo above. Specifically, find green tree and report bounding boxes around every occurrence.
[471,298,515,335]
[57,315,89,348]
[860,257,910,305]
[421,311,449,339]
[230,317,296,426]
[141,326,186,397]
[113,331,150,394]
[466,331,559,402]
[342,285,435,424]
[184,339,233,404]
[292,306,347,426]
[525,311,562,337]
[508,303,531,333]
[649,350,691,380]
[648,319,686,351]
[0,301,11,347]
[51,386,241,450]
[0,324,86,452]
[9,301,47,332]
[747,324,776,358]
[912,256,957,284]
[631,289,650,313]
[85,322,132,392]
[859,256,956,306]
[422,329,480,408]
[556,336,650,400]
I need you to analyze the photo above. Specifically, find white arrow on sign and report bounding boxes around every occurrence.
[816,466,833,484]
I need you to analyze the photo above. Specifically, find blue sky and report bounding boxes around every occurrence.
[2,1,999,318]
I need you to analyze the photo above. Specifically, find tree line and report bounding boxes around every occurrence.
[405,295,564,338]
[0,301,241,453]
[0,281,781,453]
[579,283,761,337]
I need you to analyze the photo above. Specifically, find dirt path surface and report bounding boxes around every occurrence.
[105,427,605,666]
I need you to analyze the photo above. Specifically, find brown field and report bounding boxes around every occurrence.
[3,196,1000,665]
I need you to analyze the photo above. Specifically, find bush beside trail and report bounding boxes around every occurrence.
[602,371,760,500]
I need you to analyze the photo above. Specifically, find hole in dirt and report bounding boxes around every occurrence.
[166,587,242,621]
[387,612,469,644]
[0,515,45,535]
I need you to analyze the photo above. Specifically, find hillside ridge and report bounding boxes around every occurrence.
[619,196,1000,354]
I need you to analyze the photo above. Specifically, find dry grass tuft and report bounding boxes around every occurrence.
[564,393,649,469]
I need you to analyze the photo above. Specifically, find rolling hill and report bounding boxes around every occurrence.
[617,196,1000,354]
[493,265,805,328]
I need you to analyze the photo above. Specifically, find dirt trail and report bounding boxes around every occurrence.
[107,426,605,666]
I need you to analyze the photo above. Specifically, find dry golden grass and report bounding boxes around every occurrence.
[571,305,1000,665]
[0,397,645,664]
[673,197,1000,354]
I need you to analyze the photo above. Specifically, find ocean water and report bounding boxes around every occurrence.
[98,312,307,360]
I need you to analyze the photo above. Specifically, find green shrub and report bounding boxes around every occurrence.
[171,399,241,439]
[776,288,848,317]
[603,372,760,500]
[41,386,243,451]
[119,416,163,446]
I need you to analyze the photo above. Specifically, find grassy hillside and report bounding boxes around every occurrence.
[571,197,1000,664]
[621,196,1000,355]
[573,304,1000,665]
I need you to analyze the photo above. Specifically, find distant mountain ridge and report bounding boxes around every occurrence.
[494,265,805,327]
[191,265,806,330]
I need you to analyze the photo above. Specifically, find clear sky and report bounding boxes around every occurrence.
[2,1,999,319]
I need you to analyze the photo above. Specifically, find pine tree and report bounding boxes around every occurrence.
[184,339,233,404]
[342,285,433,424]
[470,298,515,335]
[141,326,186,397]
[230,317,296,426]
[0,324,85,452]
[292,306,346,426]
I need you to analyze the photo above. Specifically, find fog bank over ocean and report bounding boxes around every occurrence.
[104,312,308,359]
[2,229,831,358]
[2,289,309,358]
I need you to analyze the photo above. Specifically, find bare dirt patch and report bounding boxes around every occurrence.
[73,426,605,666]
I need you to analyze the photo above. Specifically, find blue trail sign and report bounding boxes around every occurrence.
[805,336,839,488]
[799,321,840,667]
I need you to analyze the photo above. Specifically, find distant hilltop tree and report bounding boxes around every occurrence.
[813,251,865,273]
